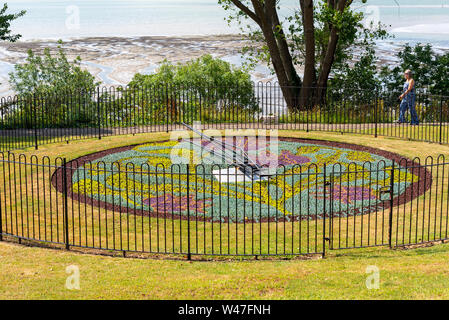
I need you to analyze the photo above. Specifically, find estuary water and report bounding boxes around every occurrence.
[1,0,449,96]
[4,0,449,45]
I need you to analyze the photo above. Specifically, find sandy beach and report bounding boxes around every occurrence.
[0,34,277,96]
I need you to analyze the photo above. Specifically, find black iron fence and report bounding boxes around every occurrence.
[0,151,447,258]
[1,83,448,152]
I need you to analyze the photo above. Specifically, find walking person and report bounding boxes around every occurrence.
[397,69,419,125]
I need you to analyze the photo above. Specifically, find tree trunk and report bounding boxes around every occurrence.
[252,0,302,110]
[225,0,351,110]
[269,4,302,88]
[299,0,316,109]
[314,0,347,104]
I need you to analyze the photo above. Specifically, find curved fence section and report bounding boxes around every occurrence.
[1,84,448,152]
[0,152,448,258]
[1,84,449,258]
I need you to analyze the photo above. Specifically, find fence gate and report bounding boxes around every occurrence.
[325,164,393,251]
[389,157,449,248]
[326,160,449,253]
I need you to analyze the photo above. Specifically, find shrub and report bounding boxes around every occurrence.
[5,43,100,128]
[9,44,99,96]
[126,55,259,118]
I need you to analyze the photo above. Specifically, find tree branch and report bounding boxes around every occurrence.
[228,0,261,25]
[271,1,301,86]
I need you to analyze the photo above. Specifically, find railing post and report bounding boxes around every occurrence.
[186,163,191,260]
[0,192,3,242]
[306,106,310,133]
[199,86,202,125]
[62,158,70,250]
[439,97,443,144]
[33,94,38,150]
[97,87,102,140]
[322,163,327,257]
[329,173,334,250]
[374,89,379,138]
[165,83,169,133]
[388,161,395,248]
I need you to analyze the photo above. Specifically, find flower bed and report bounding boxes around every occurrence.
[53,137,431,223]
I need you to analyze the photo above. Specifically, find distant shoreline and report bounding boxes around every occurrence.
[16,33,244,43]
[0,34,256,96]
[1,34,448,97]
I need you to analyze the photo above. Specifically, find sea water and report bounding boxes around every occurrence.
[4,0,449,44]
[1,0,449,95]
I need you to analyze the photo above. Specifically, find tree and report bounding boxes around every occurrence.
[219,0,387,109]
[432,53,449,96]
[0,3,25,42]
[328,46,380,100]
[128,54,258,112]
[9,43,99,96]
[125,55,259,124]
[379,43,449,96]
[8,44,100,128]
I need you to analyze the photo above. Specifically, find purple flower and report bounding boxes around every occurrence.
[315,185,377,204]
[143,194,211,214]
[277,150,310,166]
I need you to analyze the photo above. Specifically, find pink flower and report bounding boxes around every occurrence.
[315,185,377,204]
[143,194,211,214]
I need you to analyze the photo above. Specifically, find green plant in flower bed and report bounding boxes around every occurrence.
[71,138,419,223]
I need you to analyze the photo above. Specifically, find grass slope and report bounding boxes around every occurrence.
[1,241,449,299]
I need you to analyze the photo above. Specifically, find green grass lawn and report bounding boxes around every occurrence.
[361,124,449,144]
[1,130,449,299]
[1,240,449,299]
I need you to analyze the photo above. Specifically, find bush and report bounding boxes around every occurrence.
[126,55,259,121]
[9,44,99,96]
[4,43,100,128]
[328,47,381,102]
[379,43,449,96]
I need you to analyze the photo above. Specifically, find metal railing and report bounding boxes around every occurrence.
[0,151,446,258]
[0,84,448,258]
[1,83,448,152]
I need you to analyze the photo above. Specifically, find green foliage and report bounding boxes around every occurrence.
[219,0,389,87]
[0,3,25,42]
[1,95,97,129]
[130,55,249,87]
[328,47,380,101]
[129,55,255,101]
[312,2,387,100]
[5,44,100,129]
[3,55,259,130]
[9,43,99,96]
[380,43,449,96]
[312,1,387,72]
[433,53,449,96]
[127,55,259,119]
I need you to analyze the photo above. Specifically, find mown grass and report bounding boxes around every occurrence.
[1,130,449,299]
[360,124,449,144]
[2,240,449,299]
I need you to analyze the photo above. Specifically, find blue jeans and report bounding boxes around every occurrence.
[399,95,419,124]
